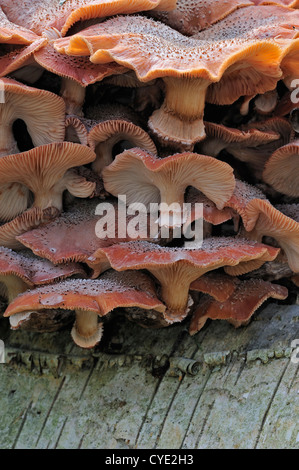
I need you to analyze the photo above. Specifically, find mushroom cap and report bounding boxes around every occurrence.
[189,279,288,335]
[34,43,127,86]
[0,206,59,250]
[4,270,166,318]
[263,141,299,197]
[102,147,235,212]
[0,0,176,36]
[0,246,85,287]
[87,104,157,173]
[0,77,65,147]
[148,0,253,36]
[53,7,294,87]
[87,237,280,280]
[0,142,96,210]
[65,114,89,146]
[243,199,299,272]
[0,6,39,44]
[0,39,46,77]
[16,198,158,264]
[251,0,299,7]
[190,272,239,302]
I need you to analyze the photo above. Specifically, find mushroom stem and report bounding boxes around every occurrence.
[0,274,29,304]
[33,188,64,211]
[92,135,123,175]
[158,184,186,227]
[71,309,103,349]
[200,138,225,158]
[149,76,210,146]
[60,78,85,116]
[151,265,204,322]
[0,107,19,156]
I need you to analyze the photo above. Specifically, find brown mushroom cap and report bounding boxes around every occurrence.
[4,270,166,349]
[242,199,299,272]
[87,104,157,175]
[189,279,289,334]
[0,142,96,212]
[0,39,46,78]
[0,77,65,156]
[0,6,39,44]
[102,147,235,227]
[65,114,89,146]
[190,272,239,302]
[0,246,85,304]
[0,0,177,36]
[200,120,280,159]
[251,1,299,6]
[86,238,280,322]
[263,141,299,197]
[148,0,253,36]
[16,198,159,264]
[54,8,299,145]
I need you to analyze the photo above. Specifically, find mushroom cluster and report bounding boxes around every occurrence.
[0,0,298,349]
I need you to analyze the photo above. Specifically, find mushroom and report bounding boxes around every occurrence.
[102,147,235,227]
[0,142,96,215]
[54,7,299,146]
[190,271,239,302]
[0,77,65,157]
[65,114,89,146]
[263,141,299,197]
[16,198,160,265]
[148,0,253,36]
[4,270,166,349]
[0,206,59,250]
[0,246,85,305]
[87,104,157,175]
[241,200,299,272]
[189,279,289,334]
[0,0,177,36]
[86,238,280,322]
[0,6,39,44]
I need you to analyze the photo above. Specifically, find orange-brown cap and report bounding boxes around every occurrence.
[0,0,177,36]
[189,279,288,334]
[86,238,280,322]
[0,207,59,250]
[16,198,159,264]
[54,7,299,145]
[102,147,235,227]
[263,141,299,197]
[87,104,157,175]
[0,142,96,212]
[4,270,166,348]
[148,0,253,36]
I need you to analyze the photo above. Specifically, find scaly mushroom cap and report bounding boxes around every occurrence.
[54,8,299,145]
[0,246,85,286]
[0,245,85,305]
[16,198,159,264]
[263,141,299,197]
[102,147,235,227]
[33,43,127,86]
[4,270,166,349]
[87,104,157,175]
[189,279,289,334]
[0,0,176,36]
[86,238,280,322]
[243,199,299,272]
[200,121,280,158]
[0,206,59,250]
[225,179,267,229]
[251,1,299,8]
[148,0,253,36]
[190,272,239,302]
[0,77,65,156]
[0,142,96,212]
[0,6,39,44]
[0,39,46,78]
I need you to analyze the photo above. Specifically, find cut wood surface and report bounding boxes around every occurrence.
[0,302,298,449]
